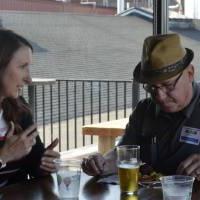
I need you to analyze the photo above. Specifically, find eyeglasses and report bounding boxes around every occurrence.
[143,72,183,94]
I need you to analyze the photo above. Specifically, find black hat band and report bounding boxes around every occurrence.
[142,53,188,77]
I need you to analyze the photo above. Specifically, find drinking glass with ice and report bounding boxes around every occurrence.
[54,158,81,199]
[160,175,194,200]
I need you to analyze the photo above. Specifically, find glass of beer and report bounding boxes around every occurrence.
[117,145,140,195]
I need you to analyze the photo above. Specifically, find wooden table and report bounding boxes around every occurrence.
[0,175,59,200]
[80,173,163,200]
[0,173,199,200]
[80,173,200,200]
[82,118,129,154]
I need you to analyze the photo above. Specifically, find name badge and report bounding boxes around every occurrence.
[180,126,200,145]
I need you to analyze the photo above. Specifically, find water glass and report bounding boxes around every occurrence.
[117,145,140,194]
[54,158,81,199]
[160,175,195,200]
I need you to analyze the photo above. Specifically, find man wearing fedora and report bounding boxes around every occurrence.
[82,33,200,179]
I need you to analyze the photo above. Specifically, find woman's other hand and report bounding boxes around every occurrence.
[40,138,60,173]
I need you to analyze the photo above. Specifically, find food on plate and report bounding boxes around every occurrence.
[139,164,163,182]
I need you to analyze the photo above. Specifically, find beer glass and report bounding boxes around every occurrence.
[117,145,140,194]
[120,193,138,200]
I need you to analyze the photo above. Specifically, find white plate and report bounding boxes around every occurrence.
[139,180,161,188]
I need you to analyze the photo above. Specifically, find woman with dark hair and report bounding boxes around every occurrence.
[0,29,60,187]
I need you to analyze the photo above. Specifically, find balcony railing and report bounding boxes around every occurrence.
[22,79,140,152]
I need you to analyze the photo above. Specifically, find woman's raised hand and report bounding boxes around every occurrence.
[0,122,38,163]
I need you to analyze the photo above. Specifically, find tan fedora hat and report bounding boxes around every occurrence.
[133,33,194,84]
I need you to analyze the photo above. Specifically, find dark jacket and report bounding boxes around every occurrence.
[0,99,45,187]
[119,82,200,175]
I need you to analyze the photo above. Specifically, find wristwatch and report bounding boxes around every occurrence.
[0,158,6,169]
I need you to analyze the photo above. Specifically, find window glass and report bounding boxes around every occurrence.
[0,0,152,149]
[168,0,200,79]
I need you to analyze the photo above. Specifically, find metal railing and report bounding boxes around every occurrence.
[23,79,140,151]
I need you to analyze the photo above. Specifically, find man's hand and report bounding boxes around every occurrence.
[40,138,60,173]
[0,122,38,163]
[82,149,117,176]
[177,154,200,180]
[81,153,107,176]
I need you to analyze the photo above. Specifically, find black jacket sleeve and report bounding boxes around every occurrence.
[118,99,155,146]
[118,101,144,146]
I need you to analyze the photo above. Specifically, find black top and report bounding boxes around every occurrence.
[0,98,45,187]
[118,82,200,174]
